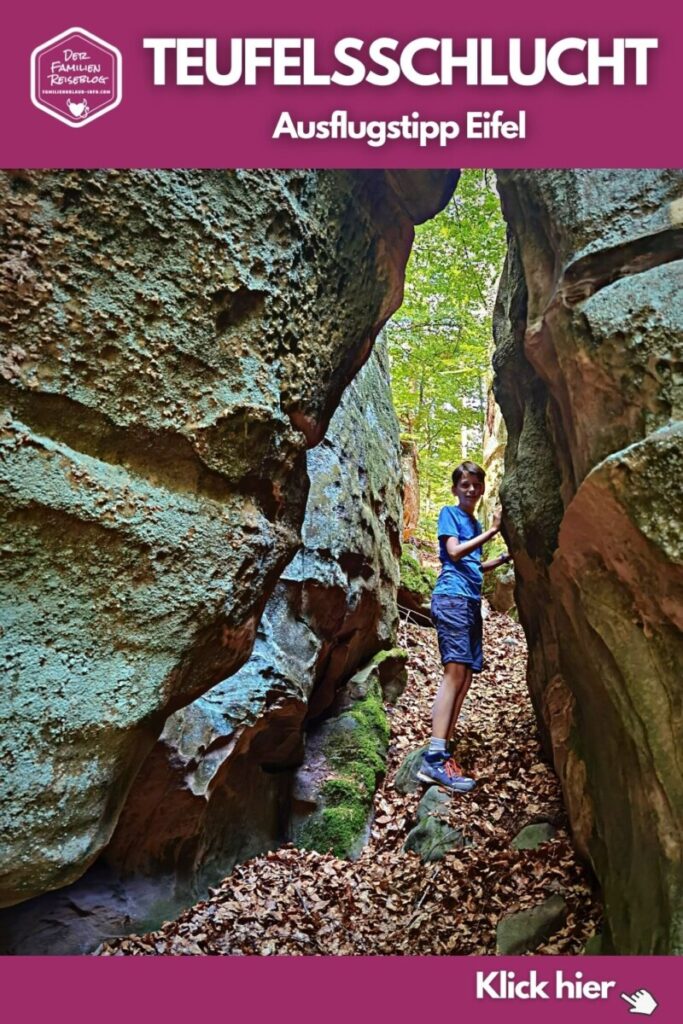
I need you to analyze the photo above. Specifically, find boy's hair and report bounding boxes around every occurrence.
[452,461,486,486]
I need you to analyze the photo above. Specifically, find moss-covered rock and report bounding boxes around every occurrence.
[511,822,556,850]
[415,786,453,822]
[343,647,409,707]
[398,551,436,626]
[400,550,437,600]
[404,776,471,861]
[403,816,466,862]
[291,672,389,859]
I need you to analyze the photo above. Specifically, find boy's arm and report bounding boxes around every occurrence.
[444,508,502,563]
[482,552,513,572]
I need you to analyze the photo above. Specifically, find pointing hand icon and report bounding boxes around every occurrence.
[621,990,658,1015]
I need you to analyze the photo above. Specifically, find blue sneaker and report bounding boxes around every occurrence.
[416,752,476,793]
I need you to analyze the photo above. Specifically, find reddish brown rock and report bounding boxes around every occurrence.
[494,169,683,953]
[401,440,420,540]
[481,387,507,526]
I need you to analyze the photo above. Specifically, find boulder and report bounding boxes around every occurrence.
[0,864,180,956]
[0,169,457,907]
[0,336,407,951]
[493,169,683,952]
[511,822,556,850]
[403,816,466,863]
[394,747,429,795]
[496,894,568,954]
[415,786,453,822]
[365,648,409,705]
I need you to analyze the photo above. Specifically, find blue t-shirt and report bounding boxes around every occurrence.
[432,505,483,600]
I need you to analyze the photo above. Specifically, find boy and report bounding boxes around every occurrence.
[417,460,511,793]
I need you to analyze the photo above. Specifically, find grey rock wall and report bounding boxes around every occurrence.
[105,337,404,884]
[0,169,456,907]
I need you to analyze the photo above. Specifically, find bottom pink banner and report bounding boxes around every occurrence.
[1,956,678,1023]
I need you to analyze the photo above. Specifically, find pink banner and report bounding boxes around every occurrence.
[0,0,681,166]
[1,0,681,1018]
[1,956,680,1022]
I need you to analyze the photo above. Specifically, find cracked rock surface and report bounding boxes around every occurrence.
[493,169,683,953]
[105,338,404,886]
[0,169,455,907]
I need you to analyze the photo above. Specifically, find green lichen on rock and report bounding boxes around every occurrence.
[295,677,389,859]
[371,647,407,669]
[400,550,437,600]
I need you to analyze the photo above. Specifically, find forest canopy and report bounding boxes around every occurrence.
[386,169,506,537]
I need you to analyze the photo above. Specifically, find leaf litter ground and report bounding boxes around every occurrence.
[98,608,601,956]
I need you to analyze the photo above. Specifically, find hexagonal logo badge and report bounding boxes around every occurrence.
[31,27,122,127]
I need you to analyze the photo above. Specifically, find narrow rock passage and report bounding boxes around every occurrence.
[98,609,601,956]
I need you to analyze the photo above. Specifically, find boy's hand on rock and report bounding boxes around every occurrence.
[491,507,503,531]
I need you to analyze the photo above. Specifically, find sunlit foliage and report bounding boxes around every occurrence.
[386,170,506,536]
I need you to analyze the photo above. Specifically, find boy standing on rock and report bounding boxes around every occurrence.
[417,460,511,794]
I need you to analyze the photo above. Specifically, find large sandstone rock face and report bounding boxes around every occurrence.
[105,339,404,885]
[493,170,683,953]
[0,169,456,907]
[0,340,404,953]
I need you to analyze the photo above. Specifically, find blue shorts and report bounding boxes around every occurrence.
[431,594,483,672]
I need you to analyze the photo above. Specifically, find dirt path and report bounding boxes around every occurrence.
[98,608,601,956]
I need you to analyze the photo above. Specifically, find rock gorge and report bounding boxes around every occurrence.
[1,168,681,954]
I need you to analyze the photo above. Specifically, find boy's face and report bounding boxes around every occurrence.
[452,471,485,514]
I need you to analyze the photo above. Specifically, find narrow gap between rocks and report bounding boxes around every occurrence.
[96,170,603,957]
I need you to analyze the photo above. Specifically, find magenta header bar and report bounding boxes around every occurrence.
[2,0,682,167]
